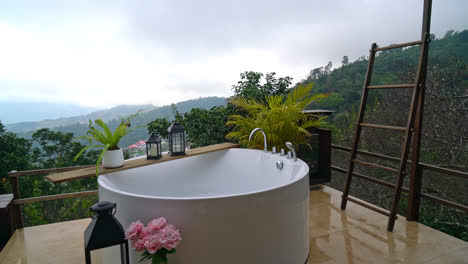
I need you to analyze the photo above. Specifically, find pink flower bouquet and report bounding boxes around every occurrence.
[125,217,181,264]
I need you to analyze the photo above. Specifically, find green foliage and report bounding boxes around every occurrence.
[147,118,172,139]
[232,71,293,103]
[31,128,99,169]
[74,111,144,175]
[315,92,345,109]
[179,106,235,148]
[227,83,328,150]
[0,121,99,226]
[0,121,32,193]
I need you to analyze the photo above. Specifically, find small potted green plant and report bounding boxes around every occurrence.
[74,111,144,175]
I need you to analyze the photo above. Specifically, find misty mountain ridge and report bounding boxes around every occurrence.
[10,97,227,148]
[0,101,102,125]
[5,104,156,133]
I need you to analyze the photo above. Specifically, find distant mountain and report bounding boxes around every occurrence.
[0,101,101,125]
[5,104,156,133]
[12,97,227,148]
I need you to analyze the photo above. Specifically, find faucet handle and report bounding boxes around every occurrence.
[280,149,285,156]
[271,146,277,154]
[287,151,292,159]
[285,142,297,161]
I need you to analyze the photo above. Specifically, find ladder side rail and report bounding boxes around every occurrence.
[407,0,432,222]
[340,43,378,210]
[387,32,431,231]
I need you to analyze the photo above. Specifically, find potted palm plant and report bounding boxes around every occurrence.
[74,111,144,175]
[226,83,328,150]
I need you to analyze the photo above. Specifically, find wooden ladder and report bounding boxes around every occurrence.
[340,0,432,232]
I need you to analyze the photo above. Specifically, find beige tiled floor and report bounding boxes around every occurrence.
[0,186,466,264]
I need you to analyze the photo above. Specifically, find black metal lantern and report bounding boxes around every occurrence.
[167,122,186,156]
[146,133,162,160]
[84,201,129,264]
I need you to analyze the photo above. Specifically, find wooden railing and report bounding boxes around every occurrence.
[331,144,468,217]
[7,165,97,229]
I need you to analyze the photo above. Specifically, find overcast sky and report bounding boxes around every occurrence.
[0,0,466,108]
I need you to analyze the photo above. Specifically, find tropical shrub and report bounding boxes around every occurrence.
[226,83,328,150]
[147,117,172,139]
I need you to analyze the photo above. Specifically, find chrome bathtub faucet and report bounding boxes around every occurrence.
[249,128,268,153]
[285,142,297,161]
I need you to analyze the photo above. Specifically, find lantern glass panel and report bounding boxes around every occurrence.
[90,245,121,263]
[149,143,158,156]
[173,132,183,152]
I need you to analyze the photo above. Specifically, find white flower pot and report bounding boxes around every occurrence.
[102,148,124,168]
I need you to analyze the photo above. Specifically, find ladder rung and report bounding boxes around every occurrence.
[353,159,399,173]
[367,84,415,89]
[332,165,410,192]
[374,40,422,51]
[345,196,395,218]
[360,123,407,131]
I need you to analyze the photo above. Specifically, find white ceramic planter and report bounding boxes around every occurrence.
[102,148,124,168]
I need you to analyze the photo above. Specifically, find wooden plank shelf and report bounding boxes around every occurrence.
[45,143,239,184]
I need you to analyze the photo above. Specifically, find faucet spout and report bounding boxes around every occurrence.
[285,142,297,161]
[249,128,268,153]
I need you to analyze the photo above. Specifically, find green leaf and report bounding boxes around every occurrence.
[73,145,105,161]
[95,119,114,145]
[95,144,109,176]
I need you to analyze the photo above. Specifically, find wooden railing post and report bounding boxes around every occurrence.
[10,174,24,228]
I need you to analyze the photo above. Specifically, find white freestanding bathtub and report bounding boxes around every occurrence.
[98,148,310,264]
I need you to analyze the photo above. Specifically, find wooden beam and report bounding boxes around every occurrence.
[360,123,407,131]
[345,196,393,217]
[332,145,468,179]
[353,159,399,173]
[13,191,98,205]
[374,40,422,51]
[419,193,468,213]
[46,143,239,183]
[331,165,409,192]
[367,84,415,89]
[8,166,94,177]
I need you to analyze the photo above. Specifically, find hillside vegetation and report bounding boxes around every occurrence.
[304,30,467,240]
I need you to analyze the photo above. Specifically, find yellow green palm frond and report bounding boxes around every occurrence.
[227,83,328,151]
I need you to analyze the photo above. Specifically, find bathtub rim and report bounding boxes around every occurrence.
[98,148,310,201]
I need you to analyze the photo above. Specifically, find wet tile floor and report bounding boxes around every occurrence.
[1,185,466,263]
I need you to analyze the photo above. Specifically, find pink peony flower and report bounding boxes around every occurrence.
[148,217,167,231]
[144,232,165,254]
[142,217,167,236]
[160,224,182,250]
[125,220,143,241]
[126,217,181,257]
[131,236,147,252]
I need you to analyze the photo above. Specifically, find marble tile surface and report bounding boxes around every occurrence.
[0,186,466,264]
